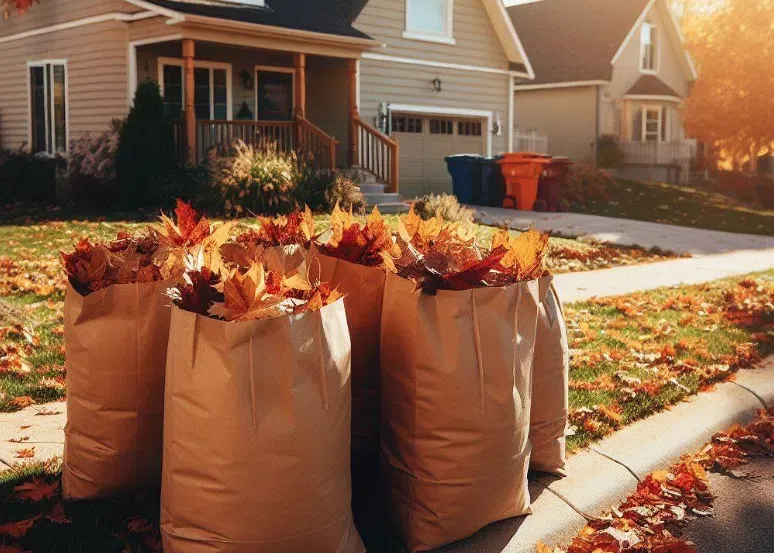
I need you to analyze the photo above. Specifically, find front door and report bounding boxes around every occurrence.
[256,70,294,121]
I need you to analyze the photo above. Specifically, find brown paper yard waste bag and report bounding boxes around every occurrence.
[161,303,364,553]
[529,276,570,475]
[309,243,385,466]
[221,242,307,275]
[380,271,544,552]
[63,279,172,500]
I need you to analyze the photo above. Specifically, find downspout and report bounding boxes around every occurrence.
[507,74,515,152]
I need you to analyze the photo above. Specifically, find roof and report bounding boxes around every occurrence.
[625,74,682,98]
[507,0,650,85]
[142,0,373,40]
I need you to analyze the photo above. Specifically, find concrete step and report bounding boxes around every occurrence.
[348,168,379,184]
[362,192,401,205]
[358,183,386,195]
[365,201,409,214]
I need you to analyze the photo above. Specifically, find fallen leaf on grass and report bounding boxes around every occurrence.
[0,515,40,538]
[46,504,72,524]
[14,477,59,501]
[0,545,32,553]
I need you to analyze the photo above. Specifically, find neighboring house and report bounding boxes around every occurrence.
[508,0,699,184]
[0,0,533,203]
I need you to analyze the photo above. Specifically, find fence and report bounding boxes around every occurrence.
[513,129,548,155]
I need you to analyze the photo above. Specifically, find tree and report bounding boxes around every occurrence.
[2,0,37,19]
[679,0,774,169]
[115,80,178,207]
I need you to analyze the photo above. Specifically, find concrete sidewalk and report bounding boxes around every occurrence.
[474,207,774,255]
[555,247,774,304]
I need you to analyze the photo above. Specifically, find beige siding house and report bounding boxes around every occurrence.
[0,0,533,203]
[508,0,699,184]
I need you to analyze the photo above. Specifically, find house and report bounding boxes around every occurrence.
[0,0,533,204]
[507,0,699,184]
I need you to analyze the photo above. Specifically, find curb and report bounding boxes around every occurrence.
[437,357,774,553]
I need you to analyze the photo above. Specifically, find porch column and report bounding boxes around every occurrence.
[348,58,359,167]
[182,39,196,164]
[294,53,306,118]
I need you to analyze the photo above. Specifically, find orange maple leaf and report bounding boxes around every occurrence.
[14,447,35,459]
[0,515,40,538]
[14,477,59,502]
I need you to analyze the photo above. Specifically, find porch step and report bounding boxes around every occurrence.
[366,201,409,214]
[348,168,379,184]
[358,183,386,195]
[363,192,404,206]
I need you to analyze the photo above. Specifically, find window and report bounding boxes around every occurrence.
[640,22,658,72]
[429,119,454,135]
[632,105,670,143]
[392,115,423,133]
[28,61,67,154]
[458,121,482,136]
[404,0,454,44]
[256,69,294,121]
[159,59,231,120]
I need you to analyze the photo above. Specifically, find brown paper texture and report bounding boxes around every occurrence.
[529,276,570,475]
[380,271,543,552]
[161,302,364,553]
[309,244,385,464]
[62,278,173,500]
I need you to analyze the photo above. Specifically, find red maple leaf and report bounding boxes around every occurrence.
[46,503,72,524]
[14,477,59,502]
[0,515,40,538]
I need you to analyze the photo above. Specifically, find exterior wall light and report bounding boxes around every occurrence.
[432,77,442,92]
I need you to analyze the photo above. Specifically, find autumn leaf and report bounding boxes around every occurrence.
[0,545,32,553]
[0,515,40,538]
[319,204,401,268]
[14,477,59,501]
[9,396,35,409]
[237,206,316,247]
[46,504,72,524]
[14,447,35,459]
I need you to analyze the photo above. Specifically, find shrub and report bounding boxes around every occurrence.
[116,80,178,207]
[563,164,613,205]
[324,173,366,214]
[0,148,61,204]
[596,135,625,169]
[209,140,297,216]
[155,164,212,211]
[57,120,120,206]
[294,164,366,214]
[413,193,475,224]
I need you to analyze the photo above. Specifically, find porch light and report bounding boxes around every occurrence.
[240,70,254,89]
[432,77,442,92]
[492,112,503,136]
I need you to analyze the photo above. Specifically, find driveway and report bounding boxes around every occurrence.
[474,207,774,255]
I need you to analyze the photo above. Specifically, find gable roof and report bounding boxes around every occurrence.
[507,0,650,85]
[625,75,682,99]
[138,0,373,40]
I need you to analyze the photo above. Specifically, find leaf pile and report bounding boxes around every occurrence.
[538,408,774,553]
[152,199,234,275]
[222,207,314,269]
[60,232,167,296]
[236,207,315,248]
[394,206,550,294]
[316,204,401,269]
[169,254,341,322]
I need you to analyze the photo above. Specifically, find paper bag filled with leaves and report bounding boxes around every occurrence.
[529,276,570,475]
[380,222,549,552]
[61,202,232,500]
[161,260,363,553]
[221,207,315,275]
[308,204,401,471]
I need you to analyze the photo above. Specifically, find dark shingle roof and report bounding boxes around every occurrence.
[144,0,373,40]
[508,0,650,85]
[626,75,683,98]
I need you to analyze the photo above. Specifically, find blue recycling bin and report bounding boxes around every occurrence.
[445,154,484,204]
[481,155,505,207]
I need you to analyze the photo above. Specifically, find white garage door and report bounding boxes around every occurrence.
[392,113,486,199]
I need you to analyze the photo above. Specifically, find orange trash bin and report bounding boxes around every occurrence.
[497,154,552,211]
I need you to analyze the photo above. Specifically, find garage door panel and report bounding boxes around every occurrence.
[394,113,485,200]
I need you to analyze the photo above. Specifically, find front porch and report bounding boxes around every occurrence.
[617,141,694,184]
[134,37,399,191]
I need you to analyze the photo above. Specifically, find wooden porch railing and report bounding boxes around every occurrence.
[353,117,399,193]
[296,117,339,172]
[172,119,338,171]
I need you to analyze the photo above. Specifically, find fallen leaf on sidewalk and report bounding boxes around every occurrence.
[8,436,29,443]
[35,408,62,416]
[14,447,35,458]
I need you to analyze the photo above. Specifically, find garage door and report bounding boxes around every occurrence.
[392,113,486,199]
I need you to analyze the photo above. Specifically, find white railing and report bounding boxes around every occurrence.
[513,129,548,154]
[619,141,693,167]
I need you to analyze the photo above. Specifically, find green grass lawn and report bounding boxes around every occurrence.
[576,178,774,236]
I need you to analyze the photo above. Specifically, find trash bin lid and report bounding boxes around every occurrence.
[445,154,485,161]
